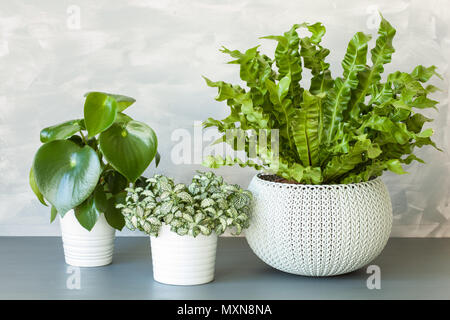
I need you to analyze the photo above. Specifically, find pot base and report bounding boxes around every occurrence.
[60,211,116,268]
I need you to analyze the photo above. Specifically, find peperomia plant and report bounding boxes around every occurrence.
[30,92,159,230]
[117,171,252,237]
[202,16,442,184]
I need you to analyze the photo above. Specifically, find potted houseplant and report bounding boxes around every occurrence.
[30,92,159,267]
[202,16,442,276]
[117,171,252,285]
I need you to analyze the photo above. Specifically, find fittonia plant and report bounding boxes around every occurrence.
[202,16,442,184]
[117,171,252,237]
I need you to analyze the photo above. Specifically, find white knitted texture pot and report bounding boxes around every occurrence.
[245,174,393,276]
[150,225,218,286]
[60,210,116,267]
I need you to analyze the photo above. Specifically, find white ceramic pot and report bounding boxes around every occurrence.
[60,210,116,267]
[245,174,393,276]
[150,225,218,285]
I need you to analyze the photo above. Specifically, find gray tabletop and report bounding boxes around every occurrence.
[0,237,449,300]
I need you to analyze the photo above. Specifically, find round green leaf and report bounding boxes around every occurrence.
[84,92,136,112]
[74,189,102,231]
[99,120,158,182]
[32,140,101,214]
[103,193,126,230]
[29,167,47,206]
[40,119,84,143]
[84,92,118,138]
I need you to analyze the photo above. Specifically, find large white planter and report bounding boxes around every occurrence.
[150,225,218,285]
[245,174,393,276]
[60,210,116,267]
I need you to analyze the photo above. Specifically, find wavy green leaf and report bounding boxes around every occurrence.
[323,32,371,145]
[203,17,442,184]
[291,91,321,166]
[349,16,396,121]
[261,24,303,105]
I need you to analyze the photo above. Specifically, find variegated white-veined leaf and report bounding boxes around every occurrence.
[153,206,161,216]
[192,228,200,237]
[188,183,200,195]
[158,178,173,192]
[201,198,215,208]
[222,184,238,192]
[230,194,250,209]
[176,227,188,236]
[237,213,249,221]
[136,206,144,217]
[216,209,224,217]
[182,213,194,223]
[215,224,223,235]
[185,206,195,215]
[125,219,135,230]
[174,210,183,217]
[194,212,204,224]
[170,219,182,227]
[160,201,173,214]
[173,183,185,193]
[203,207,217,215]
[144,202,156,210]
[216,198,228,209]
[219,217,227,230]
[142,222,152,233]
[131,215,139,228]
[226,217,234,225]
[121,208,133,215]
[159,191,171,200]
[164,213,174,224]
[198,225,211,235]
[146,216,161,225]
[227,207,238,217]
[177,191,193,203]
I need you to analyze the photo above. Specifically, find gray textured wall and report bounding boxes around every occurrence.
[0,0,449,236]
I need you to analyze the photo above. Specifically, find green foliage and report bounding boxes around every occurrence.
[99,121,157,182]
[117,171,253,237]
[30,92,158,230]
[203,16,441,184]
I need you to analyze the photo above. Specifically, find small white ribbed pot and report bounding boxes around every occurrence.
[245,174,393,276]
[150,225,218,286]
[59,210,116,267]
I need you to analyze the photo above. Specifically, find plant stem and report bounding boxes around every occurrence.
[79,130,88,145]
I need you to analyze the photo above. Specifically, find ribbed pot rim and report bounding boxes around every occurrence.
[253,173,381,190]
